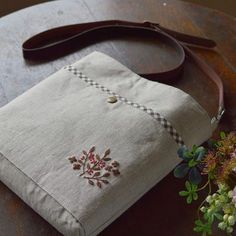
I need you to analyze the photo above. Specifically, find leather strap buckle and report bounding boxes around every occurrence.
[211,106,225,124]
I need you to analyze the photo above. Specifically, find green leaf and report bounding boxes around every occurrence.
[177,146,188,160]
[185,181,191,191]
[215,213,223,221]
[204,213,209,220]
[174,163,189,178]
[195,220,203,226]
[187,195,192,204]
[192,184,198,191]
[193,192,198,200]
[193,219,212,236]
[179,191,189,196]
[188,159,198,167]
[185,151,193,159]
[195,146,206,161]
[220,131,226,139]
[189,167,202,185]
[192,145,198,152]
[207,215,214,224]
[180,181,199,204]
[194,226,202,232]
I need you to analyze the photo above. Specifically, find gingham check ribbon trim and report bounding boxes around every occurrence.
[64,65,185,146]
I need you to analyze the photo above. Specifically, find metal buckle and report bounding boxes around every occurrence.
[211,106,225,124]
[217,106,225,120]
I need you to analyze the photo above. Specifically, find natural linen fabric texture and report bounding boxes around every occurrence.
[0,52,213,236]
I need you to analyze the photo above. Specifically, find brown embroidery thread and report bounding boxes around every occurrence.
[68,146,120,188]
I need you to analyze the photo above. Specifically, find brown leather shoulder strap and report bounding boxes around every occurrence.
[22,20,224,123]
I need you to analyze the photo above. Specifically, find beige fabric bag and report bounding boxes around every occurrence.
[0,51,214,236]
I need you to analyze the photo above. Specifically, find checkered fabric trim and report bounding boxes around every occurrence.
[64,65,185,146]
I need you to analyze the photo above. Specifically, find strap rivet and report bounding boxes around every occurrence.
[107,96,117,104]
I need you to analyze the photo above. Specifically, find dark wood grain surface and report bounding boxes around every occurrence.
[0,0,235,235]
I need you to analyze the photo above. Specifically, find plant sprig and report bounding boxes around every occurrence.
[173,131,236,236]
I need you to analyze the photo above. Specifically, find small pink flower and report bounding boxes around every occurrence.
[80,156,85,160]
[89,153,97,164]
[89,152,95,160]
[230,149,236,159]
[99,161,106,168]
[233,186,236,204]
[87,168,94,175]
[90,159,97,164]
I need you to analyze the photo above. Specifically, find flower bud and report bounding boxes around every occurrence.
[206,195,212,203]
[215,200,220,207]
[219,195,226,203]
[228,216,235,226]
[223,214,229,221]
[200,206,206,212]
[212,193,217,198]
[218,222,226,230]
[228,190,233,198]
[226,226,233,234]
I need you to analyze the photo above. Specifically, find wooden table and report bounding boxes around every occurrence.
[0,0,235,235]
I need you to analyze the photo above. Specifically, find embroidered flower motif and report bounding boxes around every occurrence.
[67,146,120,188]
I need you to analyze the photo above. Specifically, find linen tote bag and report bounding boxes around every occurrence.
[0,21,224,236]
